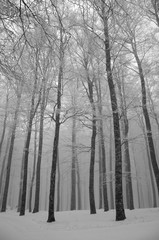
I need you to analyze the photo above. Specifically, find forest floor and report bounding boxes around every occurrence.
[0,208,159,240]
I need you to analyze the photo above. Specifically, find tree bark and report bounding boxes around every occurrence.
[116,72,134,210]
[47,28,64,222]
[102,10,126,220]
[56,151,60,212]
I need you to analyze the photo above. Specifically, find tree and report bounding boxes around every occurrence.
[33,77,46,213]
[115,63,134,210]
[19,48,41,216]
[47,24,66,222]
[96,1,126,220]
[1,81,23,212]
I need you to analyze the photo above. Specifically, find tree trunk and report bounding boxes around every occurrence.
[132,45,159,195]
[77,158,82,210]
[89,112,97,214]
[33,80,45,213]
[56,151,60,212]
[140,116,157,207]
[98,135,103,209]
[1,91,21,212]
[0,91,9,158]
[19,59,39,216]
[116,72,134,210]
[29,120,38,212]
[47,28,64,222]
[109,118,114,209]
[102,10,126,220]
[70,114,77,210]
[97,81,109,211]
[0,133,10,206]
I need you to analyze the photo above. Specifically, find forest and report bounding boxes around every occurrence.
[0,0,159,224]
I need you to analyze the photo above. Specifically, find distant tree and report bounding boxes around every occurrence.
[1,80,23,212]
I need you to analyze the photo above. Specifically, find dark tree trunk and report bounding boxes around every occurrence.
[17,151,25,212]
[77,159,82,210]
[132,46,159,195]
[19,60,39,216]
[47,29,64,222]
[29,121,38,212]
[109,118,114,209]
[0,133,10,206]
[70,114,77,210]
[102,11,126,220]
[19,112,35,216]
[140,116,157,207]
[97,78,109,212]
[98,136,103,209]
[89,113,97,214]
[1,91,21,212]
[33,80,45,213]
[116,73,134,210]
[86,76,97,215]
[56,151,60,212]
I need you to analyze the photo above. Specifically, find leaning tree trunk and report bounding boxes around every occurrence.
[1,90,22,212]
[47,28,64,222]
[102,9,126,220]
[33,79,46,213]
[132,45,159,195]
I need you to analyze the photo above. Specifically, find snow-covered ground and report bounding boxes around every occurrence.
[0,208,159,240]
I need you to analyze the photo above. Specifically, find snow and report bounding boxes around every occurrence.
[0,208,159,240]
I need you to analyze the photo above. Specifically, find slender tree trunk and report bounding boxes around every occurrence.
[84,71,97,214]
[47,28,64,222]
[102,10,126,220]
[0,133,10,206]
[17,150,25,212]
[140,116,157,207]
[132,45,159,194]
[19,59,40,216]
[33,80,45,213]
[77,159,82,210]
[0,91,9,158]
[95,75,109,211]
[98,135,103,209]
[89,111,97,214]
[56,151,60,212]
[1,91,22,212]
[116,73,134,210]
[109,118,114,209]
[29,120,38,212]
[70,114,77,210]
